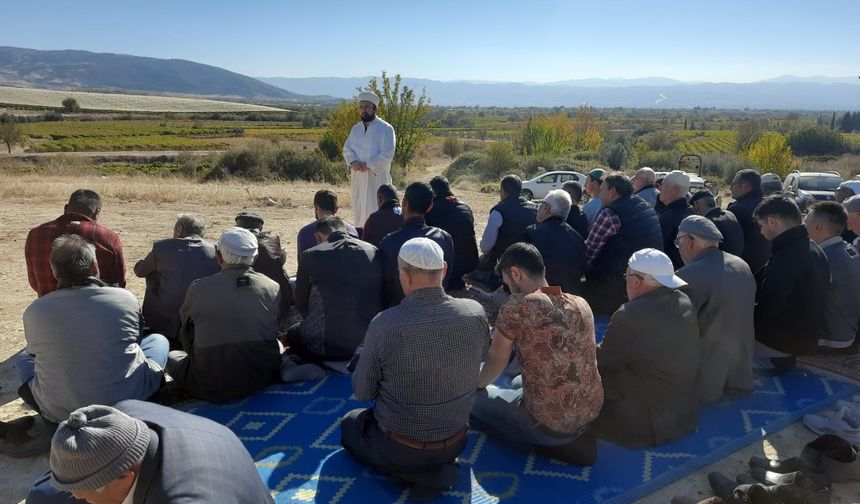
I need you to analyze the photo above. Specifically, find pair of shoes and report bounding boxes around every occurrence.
[534,432,597,466]
[747,468,831,504]
[750,433,860,483]
[803,401,860,445]
[708,472,776,504]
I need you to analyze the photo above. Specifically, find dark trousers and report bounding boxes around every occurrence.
[583,274,626,316]
[340,408,466,490]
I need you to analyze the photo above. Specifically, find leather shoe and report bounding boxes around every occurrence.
[749,469,831,504]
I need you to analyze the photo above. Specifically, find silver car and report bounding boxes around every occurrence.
[521,171,588,200]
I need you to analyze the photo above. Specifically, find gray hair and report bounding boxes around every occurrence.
[50,234,96,283]
[219,248,257,267]
[543,189,572,219]
[663,170,691,194]
[635,167,656,184]
[638,272,663,288]
[175,213,206,238]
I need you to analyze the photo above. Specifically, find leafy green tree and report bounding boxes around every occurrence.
[518,113,575,155]
[787,127,847,156]
[840,112,852,133]
[0,118,27,154]
[364,71,435,175]
[318,99,358,161]
[743,132,793,178]
[601,142,628,170]
[61,97,80,113]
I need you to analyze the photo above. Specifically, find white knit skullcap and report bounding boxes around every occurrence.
[399,237,444,270]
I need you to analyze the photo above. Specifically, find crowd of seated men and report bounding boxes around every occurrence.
[8,169,860,501]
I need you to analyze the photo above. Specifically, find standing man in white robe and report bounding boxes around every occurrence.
[343,92,396,233]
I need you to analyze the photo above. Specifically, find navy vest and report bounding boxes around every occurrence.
[590,195,663,280]
[487,196,537,264]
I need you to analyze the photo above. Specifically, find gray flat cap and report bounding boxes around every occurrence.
[845,195,860,213]
[679,215,723,242]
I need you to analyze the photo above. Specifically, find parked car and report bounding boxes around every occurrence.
[783,171,844,211]
[521,171,587,200]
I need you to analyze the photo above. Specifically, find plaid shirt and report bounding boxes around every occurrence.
[25,213,126,297]
[352,287,489,441]
[585,207,621,268]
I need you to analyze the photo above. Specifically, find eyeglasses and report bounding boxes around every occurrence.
[623,272,644,280]
[674,234,690,247]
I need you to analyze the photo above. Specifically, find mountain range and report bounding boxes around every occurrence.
[0,46,856,109]
[259,76,860,110]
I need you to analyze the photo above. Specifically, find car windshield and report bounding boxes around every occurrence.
[799,176,842,191]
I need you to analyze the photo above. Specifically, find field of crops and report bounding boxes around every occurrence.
[677,130,737,153]
[18,120,324,152]
[0,86,286,113]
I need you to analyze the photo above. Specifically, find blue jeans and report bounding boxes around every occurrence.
[470,375,578,447]
[16,333,170,384]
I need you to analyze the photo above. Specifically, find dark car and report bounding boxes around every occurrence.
[783,171,844,211]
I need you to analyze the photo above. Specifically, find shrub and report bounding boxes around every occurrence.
[787,127,848,156]
[318,131,342,161]
[639,131,679,152]
[443,151,484,182]
[699,153,757,183]
[43,110,64,122]
[637,150,679,170]
[735,120,763,153]
[601,142,628,170]
[517,113,575,156]
[481,141,519,180]
[442,135,464,158]
[205,144,347,184]
[61,97,80,113]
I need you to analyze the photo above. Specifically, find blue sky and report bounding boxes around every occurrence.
[2,0,856,83]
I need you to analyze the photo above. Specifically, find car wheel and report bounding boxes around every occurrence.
[522,189,534,200]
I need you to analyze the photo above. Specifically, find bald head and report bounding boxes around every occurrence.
[632,167,656,191]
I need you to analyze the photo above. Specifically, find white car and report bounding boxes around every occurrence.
[521,171,588,200]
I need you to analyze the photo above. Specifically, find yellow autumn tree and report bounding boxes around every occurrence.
[571,105,603,151]
[743,132,793,178]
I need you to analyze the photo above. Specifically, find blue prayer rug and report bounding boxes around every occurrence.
[184,317,858,503]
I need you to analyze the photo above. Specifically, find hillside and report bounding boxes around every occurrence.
[0,46,329,103]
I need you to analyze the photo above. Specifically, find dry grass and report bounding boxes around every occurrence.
[0,86,286,113]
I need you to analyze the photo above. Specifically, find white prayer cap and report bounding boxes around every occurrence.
[628,248,687,289]
[358,92,380,106]
[399,237,444,270]
[838,180,860,195]
[218,227,258,257]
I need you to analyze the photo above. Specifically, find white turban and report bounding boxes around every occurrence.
[358,92,380,106]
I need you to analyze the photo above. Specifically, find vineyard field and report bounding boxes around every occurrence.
[677,130,737,153]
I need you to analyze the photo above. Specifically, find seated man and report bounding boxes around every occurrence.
[591,248,699,448]
[167,227,282,403]
[472,243,603,465]
[290,216,384,362]
[804,202,860,350]
[582,169,606,228]
[26,401,274,503]
[523,189,587,295]
[760,173,783,196]
[689,190,745,257]
[342,238,489,500]
[584,173,663,315]
[561,180,589,239]
[846,195,860,250]
[631,167,660,208]
[753,196,829,373]
[17,235,167,424]
[835,180,860,243]
[134,213,219,341]
[676,216,755,402]
[658,171,696,268]
[235,210,294,320]
[379,182,454,306]
[426,175,479,290]
[361,183,404,246]
[297,189,358,261]
[26,188,125,297]
[728,169,771,273]
[469,175,537,290]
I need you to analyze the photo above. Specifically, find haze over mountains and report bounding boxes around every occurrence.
[259,76,860,110]
[0,46,856,110]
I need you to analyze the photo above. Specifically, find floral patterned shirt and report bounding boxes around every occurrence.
[496,286,604,433]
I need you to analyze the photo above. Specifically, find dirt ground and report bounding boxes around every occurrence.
[0,171,857,503]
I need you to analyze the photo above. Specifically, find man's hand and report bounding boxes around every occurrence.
[350,161,368,172]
